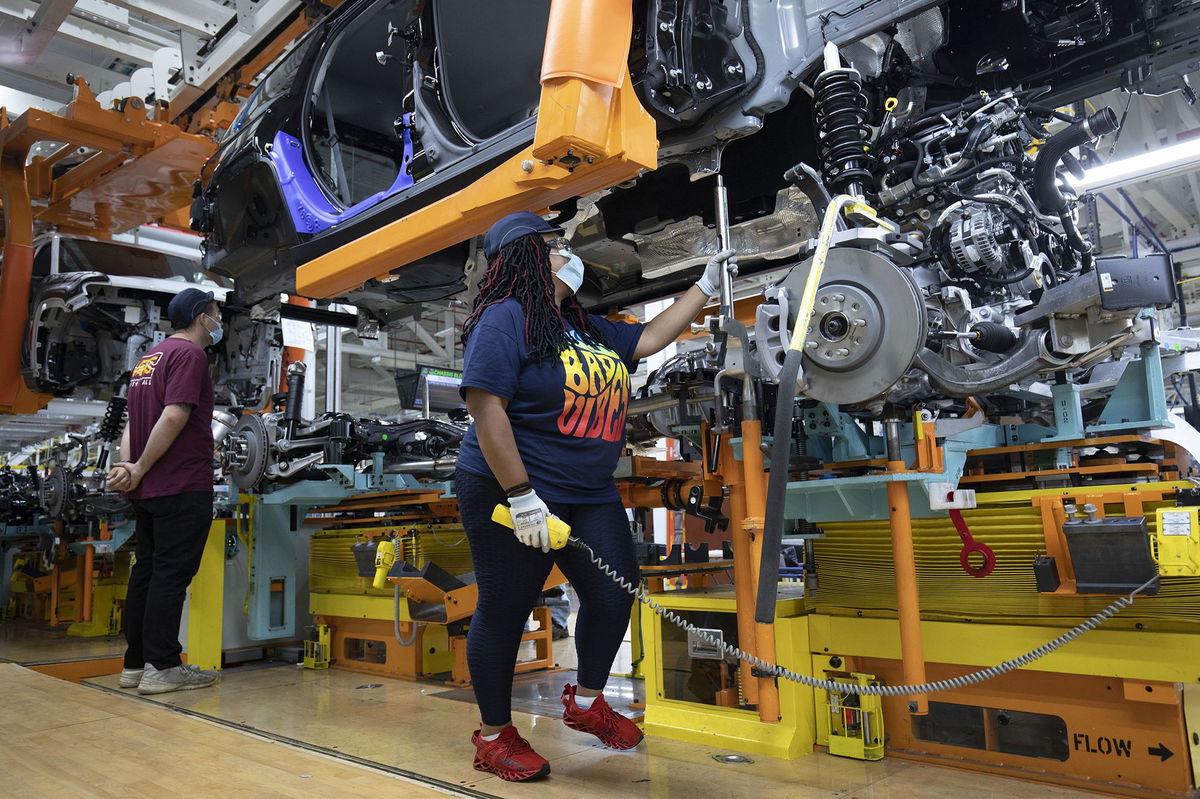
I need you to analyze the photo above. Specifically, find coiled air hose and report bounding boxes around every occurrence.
[393,583,421,648]
[573,533,1156,697]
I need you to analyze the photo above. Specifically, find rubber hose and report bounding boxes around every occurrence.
[969,321,1018,352]
[1060,212,1092,255]
[574,529,1159,696]
[963,117,996,156]
[755,347,804,624]
[980,266,1035,286]
[393,583,420,647]
[1033,108,1118,213]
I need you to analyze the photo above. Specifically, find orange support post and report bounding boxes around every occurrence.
[80,544,94,623]
[739,419,781,723]
[719,434,760,707]
[0,133,49,414]
[886,461,929,715]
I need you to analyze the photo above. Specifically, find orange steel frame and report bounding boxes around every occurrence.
[310,614,434,682]
[1033,485,1174,595]
[838,656,1195,797]
[294,0,658,299]
[648,400,1187,738]
[0,78,216,414]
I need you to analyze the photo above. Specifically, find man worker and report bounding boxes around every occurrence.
[107,287,223,695]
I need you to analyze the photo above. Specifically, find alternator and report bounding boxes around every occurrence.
[949,204,1006,274]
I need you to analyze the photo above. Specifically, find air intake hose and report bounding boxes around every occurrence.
[1033,108,1118,214]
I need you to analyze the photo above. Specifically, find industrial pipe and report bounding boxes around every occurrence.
[383,459,458,473]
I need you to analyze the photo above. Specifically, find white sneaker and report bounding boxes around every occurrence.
[137,663,219,695]
[118,666,145,688]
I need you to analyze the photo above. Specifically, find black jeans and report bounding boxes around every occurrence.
[455,469,637,727]
[123,490,213,670]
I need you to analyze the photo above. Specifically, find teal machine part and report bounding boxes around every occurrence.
[245,452,451,641]
[1089,341,1172,433]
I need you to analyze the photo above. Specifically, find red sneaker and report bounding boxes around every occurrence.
[561,684,644,750]
[470,726,550,781]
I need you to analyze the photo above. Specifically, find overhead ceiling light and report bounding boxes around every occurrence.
[1070,138,1200,194]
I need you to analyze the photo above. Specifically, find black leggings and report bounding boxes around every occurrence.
[455,469,637,727]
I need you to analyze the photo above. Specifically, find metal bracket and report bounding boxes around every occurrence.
[1089,341,1172,433]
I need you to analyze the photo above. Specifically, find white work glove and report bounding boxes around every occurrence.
[508,489,553,553]
[696,248,737,297]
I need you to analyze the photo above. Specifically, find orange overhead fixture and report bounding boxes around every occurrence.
[0,78,216,413]
[295,0,658,299]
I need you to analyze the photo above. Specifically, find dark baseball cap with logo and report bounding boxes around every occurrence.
[482,211,564,260]
[167,288,216,329]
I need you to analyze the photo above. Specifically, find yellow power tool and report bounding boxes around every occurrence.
[491,505,573,550]
[372,538,396,589]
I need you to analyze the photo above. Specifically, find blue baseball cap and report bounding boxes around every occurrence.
[482,211,564,260]
[167,287,216,329]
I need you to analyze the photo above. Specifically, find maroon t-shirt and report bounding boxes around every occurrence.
[126,337,215,499]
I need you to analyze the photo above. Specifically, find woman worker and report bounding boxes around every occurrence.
[455,211,734,781]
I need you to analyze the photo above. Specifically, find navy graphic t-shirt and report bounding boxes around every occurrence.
[456,299,645,503]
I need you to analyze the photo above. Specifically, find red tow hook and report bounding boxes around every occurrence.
[947,495,996,577]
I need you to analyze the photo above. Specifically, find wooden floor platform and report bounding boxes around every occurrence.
[80,662,1091,799]
[0,623,1097,798]
[0,663,453,798]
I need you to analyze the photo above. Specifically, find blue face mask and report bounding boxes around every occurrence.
[203,314,224,346]
[553,251,585,295]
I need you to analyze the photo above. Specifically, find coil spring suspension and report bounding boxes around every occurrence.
[99,395,128,442]
[813,63,875,196]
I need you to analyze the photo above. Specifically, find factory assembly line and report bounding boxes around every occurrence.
[4,0,1200,796]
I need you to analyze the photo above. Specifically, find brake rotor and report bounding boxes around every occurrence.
[40,466,70,519]
[226,414,269,491]
[756,248,926,405]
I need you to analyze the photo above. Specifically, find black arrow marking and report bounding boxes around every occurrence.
[1148,743,1174,762]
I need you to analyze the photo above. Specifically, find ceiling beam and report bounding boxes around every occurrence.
[1141,187,1194,236]
[10,0,75,63]
[170,0,299,107]
[0,47,133,100]
[406,320,451,361]
[104,0,233,39]
[0,0,160,64]
[0,66,73,106]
